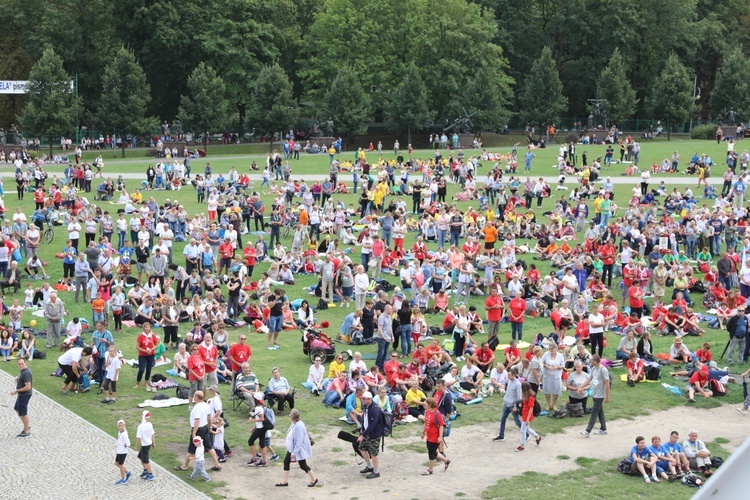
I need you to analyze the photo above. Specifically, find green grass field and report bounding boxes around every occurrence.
[0,138,745,498]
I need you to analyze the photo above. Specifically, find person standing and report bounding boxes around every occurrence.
[484,288,505,340]
[134,322,158,392]
[375,304,393,370]
[508,291,525,341]
[515,382,541,452]
[581,354,610,438]
[275,409,318,488]
[114,419,132,485]
[493,369,522,442]
[11,357,32,437]
[320,255,335,304]
[357,391,384,479]
[136,410,156,481]
[44,291,65,348]
[726,306,748,365]
[420,397,450,475]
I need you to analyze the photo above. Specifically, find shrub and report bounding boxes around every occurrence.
[565,132,579,144]
[690,124,715,140]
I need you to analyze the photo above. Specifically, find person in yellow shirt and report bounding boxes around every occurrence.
[131,189,142,204]
[593,194,603,224]
[405,381,427,419]
[485,209,496,222]
[328,354,346,379]
[358,148,366,161]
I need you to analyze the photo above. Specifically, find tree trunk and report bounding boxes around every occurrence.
[121,142,126,158]
[203,133,208,152]
[667,119,671,141]
[49,138,53,158]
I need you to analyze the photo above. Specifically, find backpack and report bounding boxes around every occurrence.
[710,456,724,469]
[176,385,190,399]
[263,407,276,429]
[487,335,500,351]
[374,278,395,292]
[394,401,409,420]
[645,364,661,381]
[617,457,639,475]
[316,298,329,311]
[533,398,541,417]
[709,379,727,396]
[32,350,46,360]
[566,402,584,417]
[381,411,393,438]
[681,473,704,488]
[350,330,364,345]
[420,375,435,392]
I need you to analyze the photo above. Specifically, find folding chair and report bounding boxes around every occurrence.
[232,385,253,412]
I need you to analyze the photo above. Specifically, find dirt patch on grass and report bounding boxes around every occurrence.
[212,405,747,499]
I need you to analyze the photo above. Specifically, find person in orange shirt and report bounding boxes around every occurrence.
[298,208,309,227]
[92,297,106,325]
[482,223,498,256]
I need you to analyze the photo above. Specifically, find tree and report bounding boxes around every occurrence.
[710,47,750,124]
[648,52,694,140]
[460,65,514,133]
[177,63,230,150]
[596,48,638,127]
[19,47,81,156]
[98,46,157,158]
[383,63,434,145]
[517,46,568,133]
[246,63,298,152]
[321,65,371,147]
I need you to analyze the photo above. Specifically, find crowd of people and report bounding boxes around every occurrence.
[3,136,749,489]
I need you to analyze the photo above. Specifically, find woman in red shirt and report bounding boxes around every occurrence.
[516,382,541,452]
[628,279,645,317]
[420,397,450,474]
[135,322,159,392]
[599,240,617,287]
[508,292,526,341]
[694,343,712,363]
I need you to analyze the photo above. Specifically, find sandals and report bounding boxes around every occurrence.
[211,466,222,471]
[308,478,319,487]
[173,466,187,471]
[444,460,451,471]
[421,470,433,476]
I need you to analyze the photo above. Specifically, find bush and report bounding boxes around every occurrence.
[690,124,715,140]
[565,132,579,144]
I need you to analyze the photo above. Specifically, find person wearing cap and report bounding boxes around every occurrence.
[136,411,156,481]
[726,308,748,365]
[187,436,211,481]
[177,390,221,472]
[357,390,384,479]
[114,419,132,485]
[669,337,691,365]
[247,392,270,467]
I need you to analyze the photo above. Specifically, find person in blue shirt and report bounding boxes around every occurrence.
[62,240,78,284]
[345,386,365,426]
[663,430,690,474]
[524,150,535,172]
[629,435,669,484]
[648,435,680,480]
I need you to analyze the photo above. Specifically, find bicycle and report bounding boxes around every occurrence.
[42,220,54,244]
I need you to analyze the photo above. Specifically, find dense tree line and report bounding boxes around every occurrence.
[2,0,749,140]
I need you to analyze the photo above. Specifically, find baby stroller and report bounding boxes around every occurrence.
[301,326,347,363]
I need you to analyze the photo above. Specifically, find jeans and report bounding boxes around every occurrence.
[322,390,342,407]
[585,397,606,433]
[437,229,447,249]
[137,355,155,384]
[599,213,610,228]
[399,325,413,356]
[450,232,461,247]
[615,349,630,361]
[361,252,371,271]
[376,338,389,370]
[520,422,538,446]
[686,236,697,258]
[511,322,523,341]
[498,404,522,439]
[728,337,746,364]
[381,229,392,247]
[712,235,722,255]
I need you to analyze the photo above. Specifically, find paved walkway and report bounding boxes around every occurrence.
[0,370,209,500]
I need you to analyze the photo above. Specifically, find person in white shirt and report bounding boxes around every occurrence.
[136,411,156,480]
[178,391,220,471]
[349,351,367,376]
[354,265,369,310]
[114,419,132,485]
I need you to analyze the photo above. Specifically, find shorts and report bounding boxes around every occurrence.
[426,440,440,460]
[118,263,131,275]
[484,241,495,250]
[342,286,354,298]
[138,444,151,464]
[360,437,380,457]
[188,425,210,454]
[136,262,150,274]
[190,379,205,397]
[220,257,232,268]
[14,393,31,417]
[248,427,266,448]
[102,379,117,393]
[115,453,127,465]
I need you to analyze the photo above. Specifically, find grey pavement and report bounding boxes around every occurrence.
[0,369,209,500]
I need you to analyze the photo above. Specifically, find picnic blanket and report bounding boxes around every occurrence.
[151,377,179,390]
[619,374,658,383]
[138,397,190,408]
[496,341,531,351]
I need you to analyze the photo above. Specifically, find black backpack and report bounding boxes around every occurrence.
[176,385,189,399]
[533,398,541,417]
[317,298,329,310]
[645,365,661,381]
[566,402,584,417]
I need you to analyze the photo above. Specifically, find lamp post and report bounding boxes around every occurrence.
[689,75,701,135]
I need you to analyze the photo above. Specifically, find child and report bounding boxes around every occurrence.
[100,344,122,404]
[92,296,106,325]
[188,436,211,481]
[136,410,155,480]
[114,419,132,485]
[515,382,541,452]
[255,428,279,462]
[211,417,226,462]
[65,317,83,346]
[24,284,34,308]
[9,299,23,330]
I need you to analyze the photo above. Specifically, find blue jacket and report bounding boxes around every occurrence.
[361,402,384,439]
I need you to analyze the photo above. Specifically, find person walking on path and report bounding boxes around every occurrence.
[420,397,450,475]
[275,409,318,488]
[515,382,541,452]
[114,419,132,485]
[493,369,522,441]
[581,354,611,438]
[11,357,32,437]
[136,410,156,481]
[357,391,384,479]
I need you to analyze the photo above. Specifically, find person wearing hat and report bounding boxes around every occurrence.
[357,391,384,479]
[669,336,691,365]
[136,410,156,481]
[208,384,233,459]
[188,436,211,481]
[247,392,270,467]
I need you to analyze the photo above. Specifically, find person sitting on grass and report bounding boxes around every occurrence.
[670,336,691,365]
[629,435,670,484]
[626,352,645,386]
[487,362,508,396]
[473,341,495,374]
[648,435,681,481]
[685,361,713,402]
[322,371,348,409]
[425,338,452,365]
[405,381,428,420]
[683,430,713,476]
[345,386,365,426]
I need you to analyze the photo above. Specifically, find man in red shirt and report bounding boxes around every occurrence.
[187,343,206,405]
[508,291,526,341]
[199,333,219,388]
[484,288,505,339]
[242,245,256,278]
[227,334,252,385]
[383,351,401,381]
[686,362,712,402]
[628,278,644,317]
[621,262,636,307]
[504,339,521,368]
[474,342,495,374]
[412,344,430,367]
[425,339,452,364]
[626,352,644,386]
[694,343,712,363]
[599,240,617,287]
[218,238,234,275]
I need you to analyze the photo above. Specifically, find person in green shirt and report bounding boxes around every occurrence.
[592,256,604,274]
[696,248,712,267]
